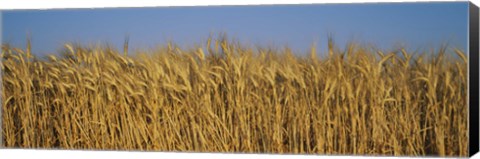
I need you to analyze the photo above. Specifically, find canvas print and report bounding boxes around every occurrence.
[0,2,475,157]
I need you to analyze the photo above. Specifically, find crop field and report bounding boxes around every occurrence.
[1,38,468,156]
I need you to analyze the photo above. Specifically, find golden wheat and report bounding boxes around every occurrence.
[1,38,469,156]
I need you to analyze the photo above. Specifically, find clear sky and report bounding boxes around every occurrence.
[1,2,469,57]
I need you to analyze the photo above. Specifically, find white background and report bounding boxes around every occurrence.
[0,0,478,159]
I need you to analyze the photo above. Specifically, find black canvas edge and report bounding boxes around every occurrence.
[469,1,479,157]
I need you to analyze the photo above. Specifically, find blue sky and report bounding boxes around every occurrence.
[1,2,469,57]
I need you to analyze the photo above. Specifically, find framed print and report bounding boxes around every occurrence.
[1,1,479,158]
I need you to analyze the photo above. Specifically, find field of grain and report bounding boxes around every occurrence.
[1,38,468,156]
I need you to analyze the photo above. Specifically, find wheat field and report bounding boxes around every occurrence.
[1,37,468,157]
